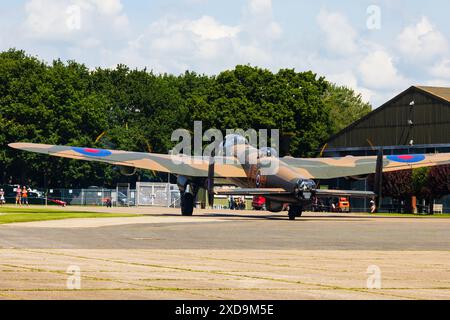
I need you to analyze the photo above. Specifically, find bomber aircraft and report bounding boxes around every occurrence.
[9,134,450,220]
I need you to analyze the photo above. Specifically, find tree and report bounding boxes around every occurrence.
[323,84,372,134]
[382,170,414,213]
[0,50,380,188]
[424,165,450,213]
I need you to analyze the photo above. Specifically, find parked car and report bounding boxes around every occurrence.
[252,196,266,210]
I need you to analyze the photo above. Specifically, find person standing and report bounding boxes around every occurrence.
[0,189,5,205]
[229,196,235,210]
[21,186,29,206]
[15,186,21,206]
[370,198,376,214]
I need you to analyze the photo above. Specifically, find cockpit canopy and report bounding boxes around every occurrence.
[223,134,248,149]
[259,147,278,158]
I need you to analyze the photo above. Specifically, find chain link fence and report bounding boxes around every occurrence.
[0,183,184,208]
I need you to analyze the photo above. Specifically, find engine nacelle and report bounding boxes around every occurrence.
[118,166,137,176]
[266,200,284,213]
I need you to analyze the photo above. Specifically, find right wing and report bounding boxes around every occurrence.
[315,189,375,198]
[216,188,375,199]
[8,143,247,178]
[215,188,291,196]
[282,153,450,179]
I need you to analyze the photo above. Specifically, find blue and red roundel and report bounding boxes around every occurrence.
[71,147,112,157]
[387,154,426,163]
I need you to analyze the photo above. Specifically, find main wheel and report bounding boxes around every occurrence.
[181,193,194,216]
[288,210,296,220]
[288,206,302,220]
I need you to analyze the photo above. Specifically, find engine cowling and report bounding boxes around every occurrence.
[118,166,137,176]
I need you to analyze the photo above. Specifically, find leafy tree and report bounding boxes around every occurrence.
[0,50,385,190]
[323,84,372,133]
[381,170,414,213]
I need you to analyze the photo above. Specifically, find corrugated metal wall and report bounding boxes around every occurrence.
[328,88,450,148]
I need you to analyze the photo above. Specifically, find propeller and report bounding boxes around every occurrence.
[207,149,215,208]
[374,147,384,212]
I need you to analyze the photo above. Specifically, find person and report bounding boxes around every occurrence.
[237,197,243,210]
[312,196,318,212]
[0,189,5,205]
[370,199,376,214]
[229,196,235,210]
[15,186,21,206]
[21,186,29,206]
[331,202,336,212]
[239,197,246,210]
[234,198,239,210]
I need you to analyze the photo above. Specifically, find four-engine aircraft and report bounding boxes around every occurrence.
[9,134,450,220]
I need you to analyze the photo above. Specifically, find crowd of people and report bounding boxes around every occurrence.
[16,186,29,206]
[0,185,30,206]
[228,196,246,210]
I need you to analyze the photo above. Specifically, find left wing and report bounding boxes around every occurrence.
[8,143,247,178]
[283,153,450,179]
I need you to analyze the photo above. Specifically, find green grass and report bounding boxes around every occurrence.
[350,212,450,218]
[0,206,141,224]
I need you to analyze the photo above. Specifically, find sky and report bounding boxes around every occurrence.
[0,0,449,107]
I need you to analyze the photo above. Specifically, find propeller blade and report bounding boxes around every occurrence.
[207,150,215,208]
[374,148,384,212]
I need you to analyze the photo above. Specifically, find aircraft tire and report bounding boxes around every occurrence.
[288,206,302,220]
[288,211,296,220]
[181,193,194,216]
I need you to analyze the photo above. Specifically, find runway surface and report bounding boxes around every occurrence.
[0,207,449,299]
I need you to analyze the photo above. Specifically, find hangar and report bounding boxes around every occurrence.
[322,86,450,212]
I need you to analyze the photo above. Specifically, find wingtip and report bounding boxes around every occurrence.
[8,143,20,149]
[8,142,33,150]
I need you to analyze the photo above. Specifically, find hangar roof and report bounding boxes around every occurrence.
[416,86,450,103]
[325,85,450,149]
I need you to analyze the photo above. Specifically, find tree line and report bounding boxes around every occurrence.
[0,49,372,188]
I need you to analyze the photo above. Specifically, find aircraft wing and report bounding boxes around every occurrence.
[8,143,247,178]
[215,188,291,196]
[216,188,374,198]
[282,153,450,180]
[315,189,375,198]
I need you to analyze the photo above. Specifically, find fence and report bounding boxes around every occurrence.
[1,185,138,207]
[2,183,448,212]
[136,182,180,207]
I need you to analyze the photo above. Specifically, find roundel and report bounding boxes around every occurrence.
[255,171,262,188]
[387,154,425,163]
[71,147,112,157]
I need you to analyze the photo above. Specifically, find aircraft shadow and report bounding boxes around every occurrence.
[139,212,385,222]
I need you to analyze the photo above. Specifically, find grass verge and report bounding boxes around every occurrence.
[0,206,141,224]
[350,212,450,218]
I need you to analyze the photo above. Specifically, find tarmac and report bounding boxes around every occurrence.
[0,206,449,300]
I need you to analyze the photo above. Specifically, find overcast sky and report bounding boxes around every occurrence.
[0,0,449,107]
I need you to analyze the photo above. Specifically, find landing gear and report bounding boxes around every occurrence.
[181,192,194,216]
[288,206,303,220]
